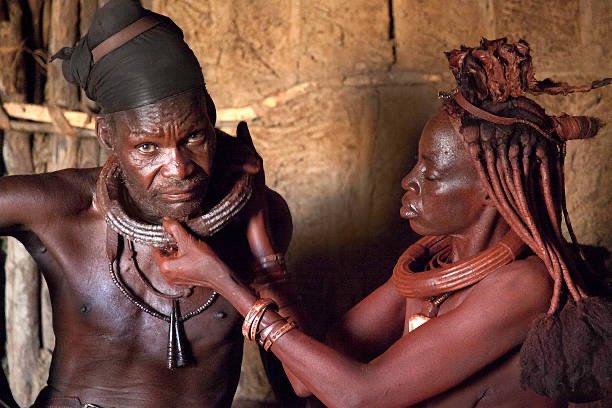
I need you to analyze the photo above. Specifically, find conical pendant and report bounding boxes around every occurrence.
[173,300,191,368]
[167,300,192,368]
[167,301,178,369]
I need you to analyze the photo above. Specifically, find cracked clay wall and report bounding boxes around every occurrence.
[150,0,611,403]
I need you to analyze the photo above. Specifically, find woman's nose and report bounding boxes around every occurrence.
[160,148,194,180]
[401,168,419,193]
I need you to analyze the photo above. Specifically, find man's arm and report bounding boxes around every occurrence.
[246,189,296,316]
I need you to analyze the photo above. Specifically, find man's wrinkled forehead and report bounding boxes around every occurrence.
[109,89,207,133]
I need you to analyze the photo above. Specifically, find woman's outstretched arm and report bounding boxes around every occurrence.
[154,218,552,408]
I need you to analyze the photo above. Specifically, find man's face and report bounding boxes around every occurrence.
[109,89,216,223]
[400,109,488,236]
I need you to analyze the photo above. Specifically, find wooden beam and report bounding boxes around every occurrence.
[2,101,259,128]
[3,119,95,138]
[2,101,96,130]
[0,101,258,138]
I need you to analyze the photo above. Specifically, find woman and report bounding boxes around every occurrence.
[153,39,610,407]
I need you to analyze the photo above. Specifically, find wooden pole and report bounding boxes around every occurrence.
[78,0,101,168]
[45,0,80,172]
[0,1,45,405]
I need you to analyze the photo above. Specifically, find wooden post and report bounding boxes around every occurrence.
[45,0,80,172]
[0,1,45,405]
[77,0,100,168]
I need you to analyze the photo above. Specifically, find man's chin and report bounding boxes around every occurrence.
[157,200,204,222]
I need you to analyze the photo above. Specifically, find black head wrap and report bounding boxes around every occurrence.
[52,0,216,121]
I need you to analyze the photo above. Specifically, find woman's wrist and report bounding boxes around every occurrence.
[214,272,259,316]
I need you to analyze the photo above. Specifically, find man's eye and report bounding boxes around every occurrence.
[137,143,158,153]
[187,133,205,143]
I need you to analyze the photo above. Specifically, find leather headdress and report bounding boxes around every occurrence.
[51,0,216,121]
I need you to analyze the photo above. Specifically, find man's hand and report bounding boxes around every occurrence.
[213,122,262,182]
[236,121,264,177]
[152,218,232,291]
[212,121,268,220]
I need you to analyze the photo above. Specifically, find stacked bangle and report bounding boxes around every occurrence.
[243,298,298,351]
[257,319,286,346]
[255,253,286,270]
[242,298,276,341]
[262,320,297,351]
[253,253,289,284]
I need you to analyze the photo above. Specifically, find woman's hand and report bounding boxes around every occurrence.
[152,218,233,292]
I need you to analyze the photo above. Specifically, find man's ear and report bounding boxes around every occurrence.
[96,116,114,150]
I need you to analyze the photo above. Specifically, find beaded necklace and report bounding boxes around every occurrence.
[106,231,218,369]
[392,230,525,332]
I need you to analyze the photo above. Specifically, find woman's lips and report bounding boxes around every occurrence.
[400,197,419,219]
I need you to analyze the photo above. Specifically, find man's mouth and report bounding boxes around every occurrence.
[161,189,198,202]
[158,182,205,203]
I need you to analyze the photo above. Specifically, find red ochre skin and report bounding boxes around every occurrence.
[0,88,291,408]
[154,108,564,408]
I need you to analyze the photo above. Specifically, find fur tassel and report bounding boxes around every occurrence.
[520,297,612,402]
[561,298,612,400]
[520,313,566,397]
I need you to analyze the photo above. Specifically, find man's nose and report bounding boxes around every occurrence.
[160,148,194,180]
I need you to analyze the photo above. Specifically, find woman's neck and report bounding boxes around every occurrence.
[448,208,510,262]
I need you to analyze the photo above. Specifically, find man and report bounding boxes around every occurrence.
[153,39,611,406]
[0,0,292,406]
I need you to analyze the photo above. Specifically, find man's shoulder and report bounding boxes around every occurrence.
[0,167,101,228]
[7,167,98,197]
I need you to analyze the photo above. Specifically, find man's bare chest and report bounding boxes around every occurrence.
[24,212,247,362]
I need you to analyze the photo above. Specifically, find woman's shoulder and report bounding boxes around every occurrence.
[476,255,553,314]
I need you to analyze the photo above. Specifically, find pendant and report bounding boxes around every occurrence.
[167,300,191,369]
[408,313,430,332]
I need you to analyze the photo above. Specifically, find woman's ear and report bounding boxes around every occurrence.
[483,193,496,207]
[96,116,113,150]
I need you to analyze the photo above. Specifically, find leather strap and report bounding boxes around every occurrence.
[92,16,159,64]
[453,92,556,143]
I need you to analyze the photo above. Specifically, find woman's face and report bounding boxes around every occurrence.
[400,109,488,236]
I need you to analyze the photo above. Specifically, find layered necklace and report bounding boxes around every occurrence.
[97,155,253,369]
[392,230,525,332]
